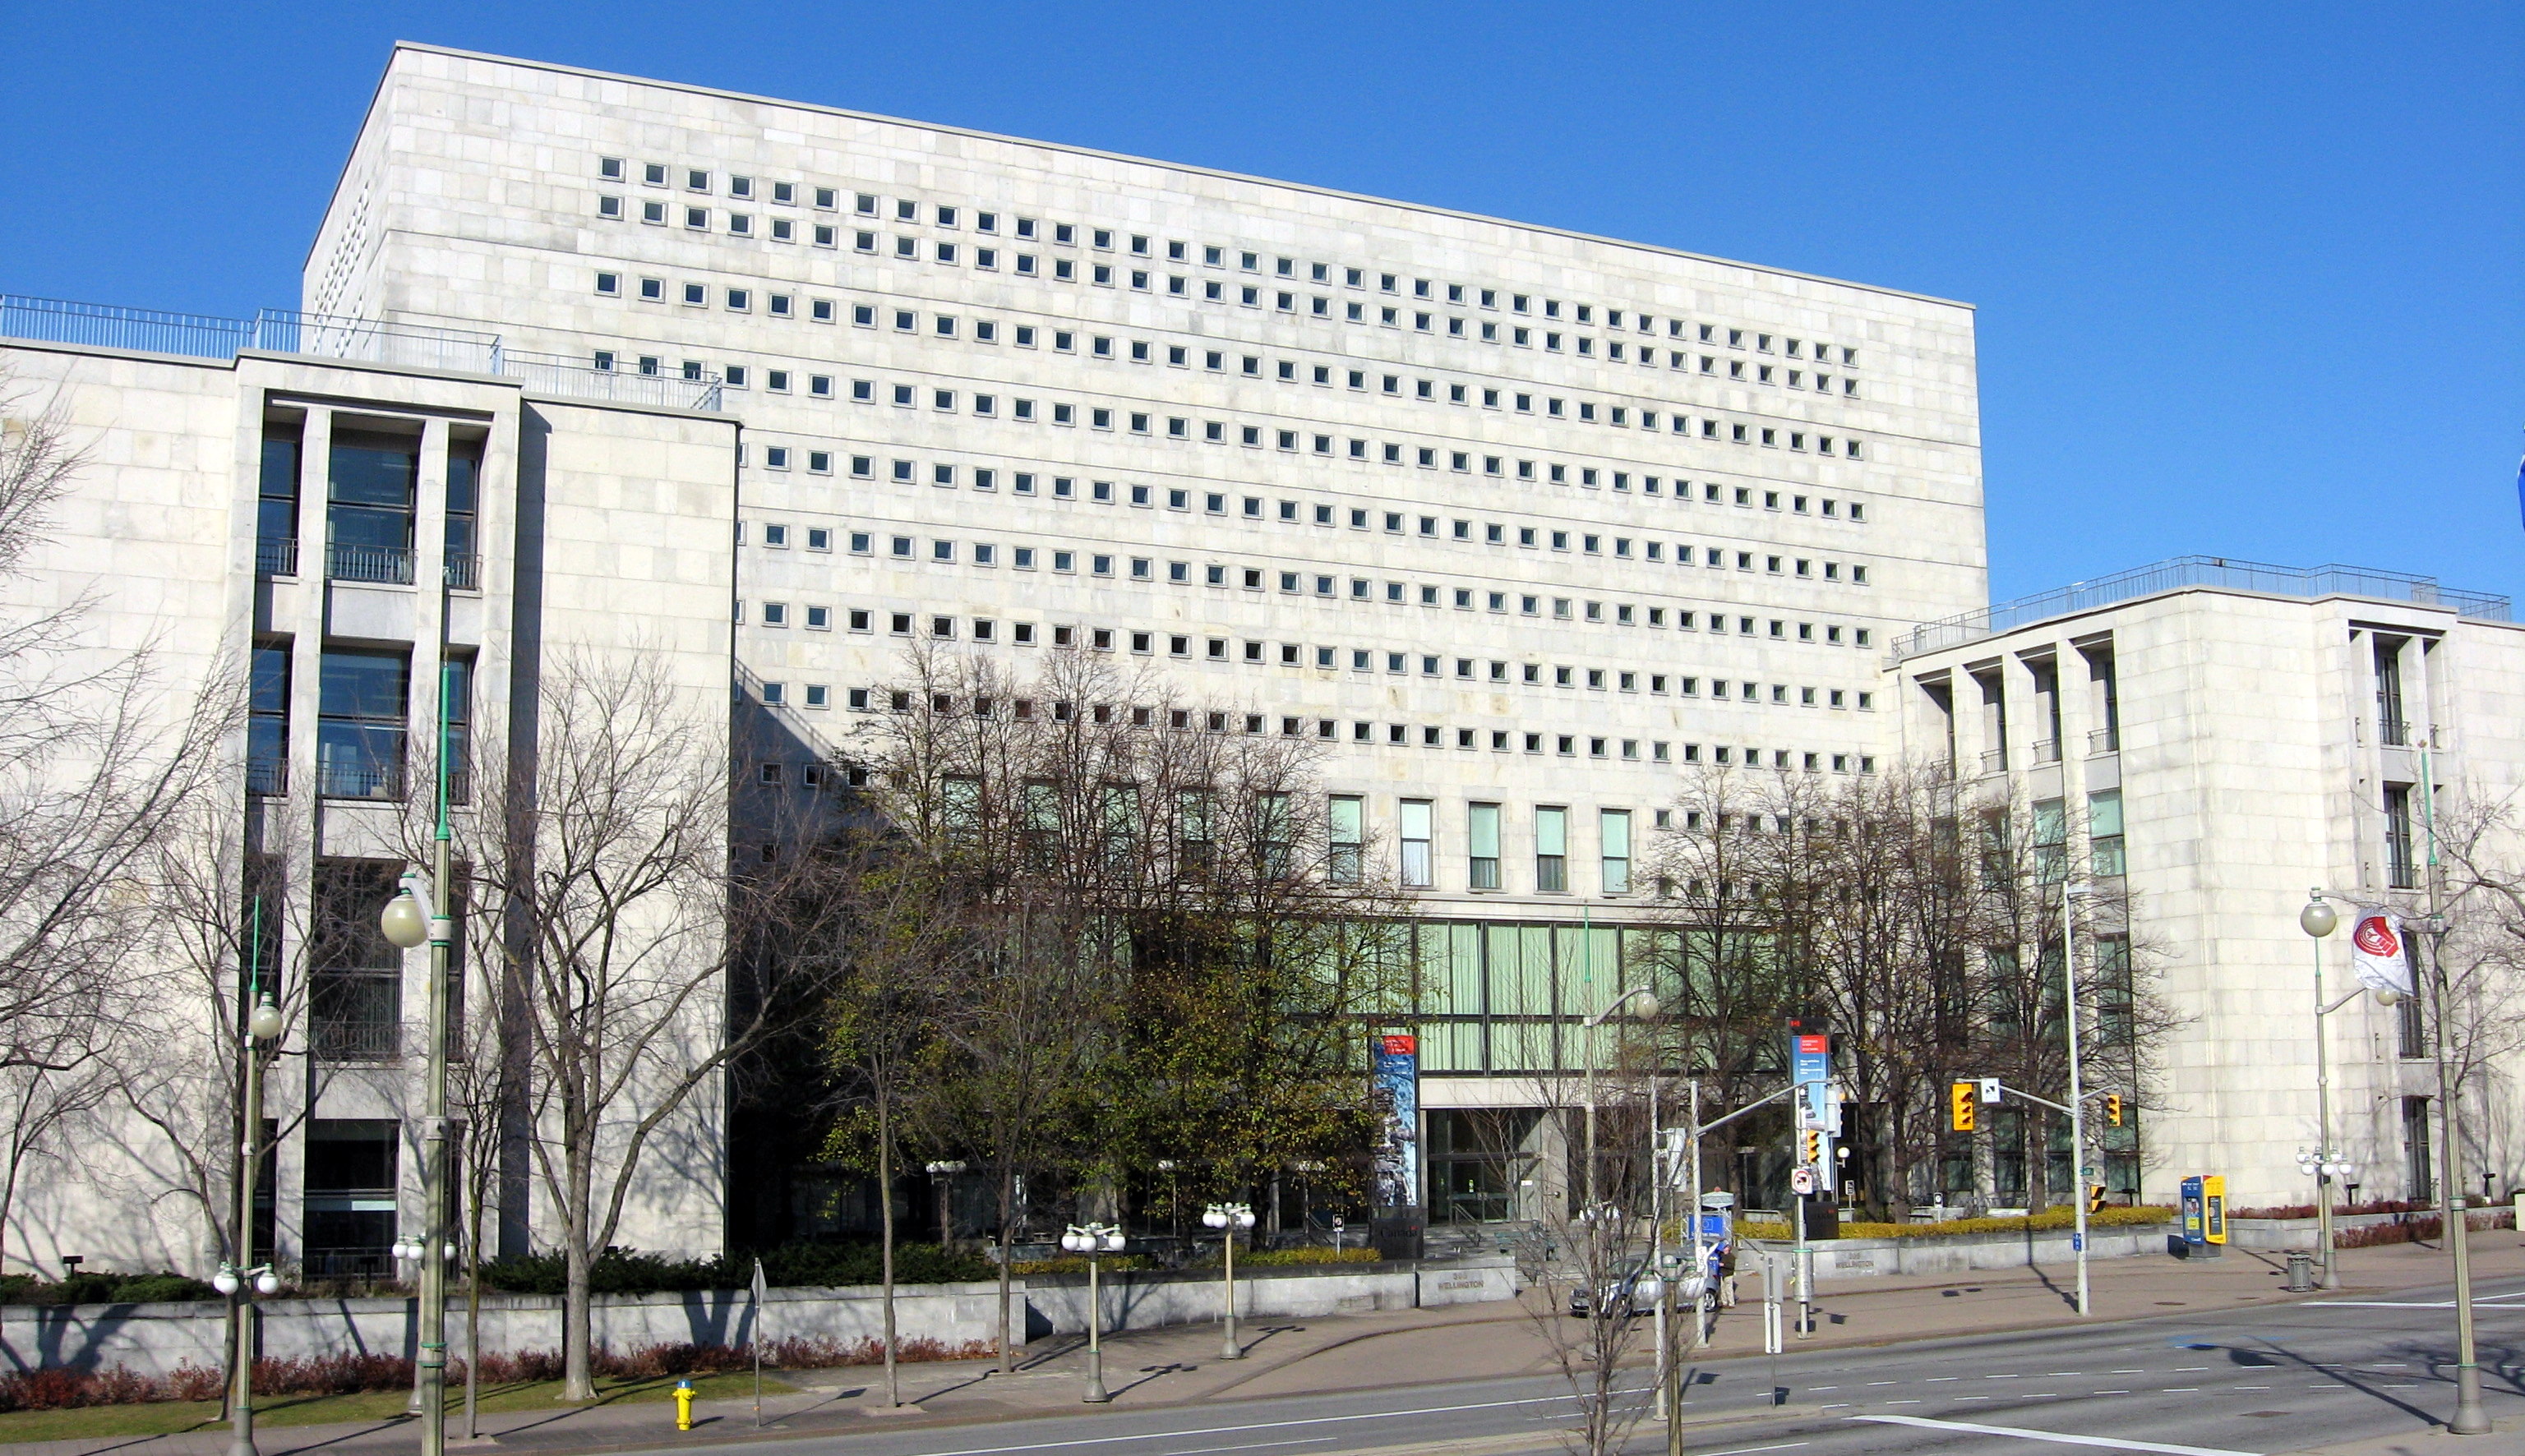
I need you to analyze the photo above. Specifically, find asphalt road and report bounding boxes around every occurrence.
[592,1277,2525,1456]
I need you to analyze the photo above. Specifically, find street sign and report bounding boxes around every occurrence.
[1792,1033,1832,1125]
[1979,1077,2002,1104]
[1790,1167,1816,1196]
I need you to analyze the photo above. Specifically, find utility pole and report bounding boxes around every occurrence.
[2417,739,2488,1436]
[2063,880,2092,1317]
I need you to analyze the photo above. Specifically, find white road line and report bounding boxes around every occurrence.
[1851,1413,2261,1455]
[1926,1376,1959,1382]
[1164,1443,1333,1456]
[2095,1391,2131,1396]
[1693,1444,1809,1456]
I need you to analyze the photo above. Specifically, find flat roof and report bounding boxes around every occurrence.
[357,40,1973,312]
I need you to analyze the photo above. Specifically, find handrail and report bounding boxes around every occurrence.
[1900,555,2511,658]
[2,293,724,412]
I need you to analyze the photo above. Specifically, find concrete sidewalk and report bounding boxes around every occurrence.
[12,1231,2522,1456]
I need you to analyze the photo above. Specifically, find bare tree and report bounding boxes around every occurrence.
[2424,795,2525,1196]
[447,648,831,1401]
[0,386,245,1271]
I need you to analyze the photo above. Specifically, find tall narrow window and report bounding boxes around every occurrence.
[302,1117,399,1276]
[2031,798,2067,883]
[2384,785,2417,890]
[1177,789,1214,878]
[1399,799,1433,888]
[326,431,418,583]
[436,657,473,804]
[1256,791,1292,879]
[317,650,408,799]
[1100,783,1138,873]
[444,445,481,589]
[248,644,289,795]
[1327,795,1364,884]
[943,776,982,845]
[2375,638,2408,746]
[309,859,404,1063]
[256,430,301,574]
[1535,807,1567,892]
[1468,803,1500,890]
[1599,809,1632,894]
[2089,790,2125,877]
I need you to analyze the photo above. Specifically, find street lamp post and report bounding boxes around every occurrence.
[1581,984,1659,1211]
[925,1161,967,1250]
[2416,915,2490,1436]
[2061,880,2092,1317]
[1201,1203,1257,1359]
[2297,892,2352,1289]
[379,661,459,1456]
[216,977,285,1456]
[1059,1223,1125,1402]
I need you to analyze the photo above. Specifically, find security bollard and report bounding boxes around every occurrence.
[675,1377,694,1431]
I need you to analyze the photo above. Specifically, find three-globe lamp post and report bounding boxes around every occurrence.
[1201,1202,1257,1360]
[1059,1223,1126,1403]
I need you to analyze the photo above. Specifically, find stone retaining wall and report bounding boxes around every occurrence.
[0,1259,1518,1377]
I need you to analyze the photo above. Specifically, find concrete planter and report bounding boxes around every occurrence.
[2225,1208,2514,1251]
[1790,1223,2174,1281]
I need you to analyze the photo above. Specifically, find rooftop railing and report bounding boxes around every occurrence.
[1898,555,2512,659]
[2,294,722,411]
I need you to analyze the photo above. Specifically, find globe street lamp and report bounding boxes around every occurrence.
[1201,1202,1257,1360]
[220,982,285,1456]
[1059,1223,1125,1403]
[380,664,459,1456]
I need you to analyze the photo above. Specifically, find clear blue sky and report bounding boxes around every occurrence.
[6,2,2518,606]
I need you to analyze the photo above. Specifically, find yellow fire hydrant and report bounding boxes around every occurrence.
[674,1377,695,1431]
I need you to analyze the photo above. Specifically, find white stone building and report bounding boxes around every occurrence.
[298,44,1988,1240]
[11,43,2513,1279]
[1894,560,2525,1209]
[0,321,738,1275]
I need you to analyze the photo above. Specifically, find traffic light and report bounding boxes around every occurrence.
[1802,1129,1823,1164]
[2104,1094,2125,1127]
[1950,1081,1976,1132]
[2087,1182,2108,1214]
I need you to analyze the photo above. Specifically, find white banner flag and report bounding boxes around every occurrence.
[2349,909,2416,999]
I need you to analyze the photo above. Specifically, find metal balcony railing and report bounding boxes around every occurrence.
[1979,748,2009,775]
[246,757,287,797]
[255,537,299,577]
[2088,728,2121,756]
[325,543,414,585]
[443,552,480,590]
[2,293,725,410]
[1897,555,2512,659]
[316,760,403,801]
[2029,737,2062,765]
[2379,718,2411,748]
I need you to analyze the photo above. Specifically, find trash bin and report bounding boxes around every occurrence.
[2285,1250,2315,1292]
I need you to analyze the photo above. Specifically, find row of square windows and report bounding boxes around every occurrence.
[591,267,1865,401]
[607,334,1863,463]
[739,606,1876,711]
[754,679,1876,782]
[738,490,1871,592]
[594,159,1863,369]
[745,560,1873,647]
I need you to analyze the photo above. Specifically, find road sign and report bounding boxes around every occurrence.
[1979,1076,2002,1104]
[1790,1167,1816,1196]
